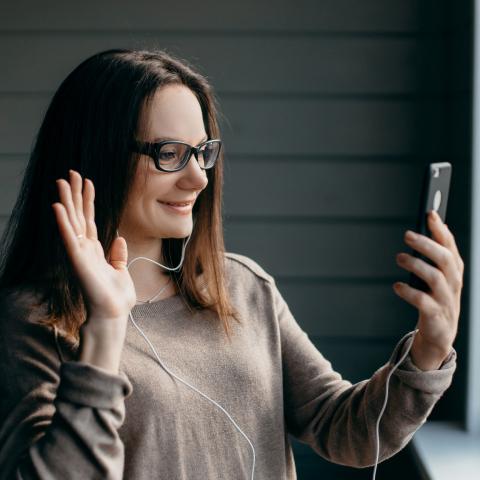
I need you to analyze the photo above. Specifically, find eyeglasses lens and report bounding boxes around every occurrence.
[157,142,220,171]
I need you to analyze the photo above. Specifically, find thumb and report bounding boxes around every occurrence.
[109,236,128,271]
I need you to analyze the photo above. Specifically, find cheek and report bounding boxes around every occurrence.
[134,163,172,201]
[141,178,175,210]
[123,192,159,231]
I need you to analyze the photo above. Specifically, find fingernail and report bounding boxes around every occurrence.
[405,230,417,240]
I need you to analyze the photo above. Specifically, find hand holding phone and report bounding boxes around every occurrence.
[408,162,452,292]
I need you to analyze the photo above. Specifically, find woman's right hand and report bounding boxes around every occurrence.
[52,169,137,322]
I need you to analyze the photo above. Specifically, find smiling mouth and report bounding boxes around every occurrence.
[157,201,194,215]
[158,201,193,207]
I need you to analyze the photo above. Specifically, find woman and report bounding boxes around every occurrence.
[0,49,463,479]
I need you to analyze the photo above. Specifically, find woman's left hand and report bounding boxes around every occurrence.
[393,209,464,371]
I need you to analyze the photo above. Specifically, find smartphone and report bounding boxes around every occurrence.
[408,162,452,292]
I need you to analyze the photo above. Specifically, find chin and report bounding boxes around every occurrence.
[162,218,194,239]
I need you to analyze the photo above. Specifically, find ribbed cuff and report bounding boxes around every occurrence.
[400,349,456,372]
[391,334,457,395]
[57,361,133,409]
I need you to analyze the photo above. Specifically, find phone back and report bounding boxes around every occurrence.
[409,162,452,292]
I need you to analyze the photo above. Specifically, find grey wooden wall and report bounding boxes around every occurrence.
[0,1,472,478]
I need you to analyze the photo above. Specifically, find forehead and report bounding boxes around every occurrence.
[141,84,206,143]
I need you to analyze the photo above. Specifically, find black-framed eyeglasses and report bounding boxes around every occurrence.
[131,138,222,172]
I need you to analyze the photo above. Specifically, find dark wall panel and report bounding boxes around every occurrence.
[0,34,447,95]
[0,0,448,32]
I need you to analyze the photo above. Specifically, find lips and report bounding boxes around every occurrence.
[158,200,194,216]
[158,200,195,207]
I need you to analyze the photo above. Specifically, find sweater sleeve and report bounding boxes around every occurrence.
[274,279,457,468]
[0,292,133,479]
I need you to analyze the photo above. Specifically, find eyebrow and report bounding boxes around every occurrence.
[152,134,209,144]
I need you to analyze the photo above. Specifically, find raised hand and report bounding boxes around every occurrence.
[394,210,464,370]
[52,169,137,322]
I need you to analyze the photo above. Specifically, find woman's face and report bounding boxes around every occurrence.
[119,84,209,242]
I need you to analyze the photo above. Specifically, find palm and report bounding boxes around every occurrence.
[52,170,137,319]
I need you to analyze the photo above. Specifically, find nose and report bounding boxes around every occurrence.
[178,152,208,190]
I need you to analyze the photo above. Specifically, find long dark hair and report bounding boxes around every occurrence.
[0,48,240,342]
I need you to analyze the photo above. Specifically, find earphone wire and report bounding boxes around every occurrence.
[122,216,256,480]
[371,328,419,480]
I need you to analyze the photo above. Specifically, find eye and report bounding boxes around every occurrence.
[159,151,177,160]
[158,144,181,163]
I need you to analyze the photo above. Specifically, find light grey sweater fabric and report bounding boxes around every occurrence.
[0,252,456,479]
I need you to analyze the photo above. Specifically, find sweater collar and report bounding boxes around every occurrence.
[130,293,191,317]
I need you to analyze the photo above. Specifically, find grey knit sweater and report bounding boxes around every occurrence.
[0,252,456,479]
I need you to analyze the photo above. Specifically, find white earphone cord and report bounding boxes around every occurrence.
[371,328,419,480]
[121,217,256,480]
[120,219,413,480]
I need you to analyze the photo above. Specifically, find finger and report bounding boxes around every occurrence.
[393,281,438,315]
[428,211,463,270]
[404,230,461,291]
[56,178,82,235]
[51,202,81,255]
[83,178,98,240]
[69,170,87,233]
[109,236,128,271]
[444,224,465,274]
[396,252,452,303]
